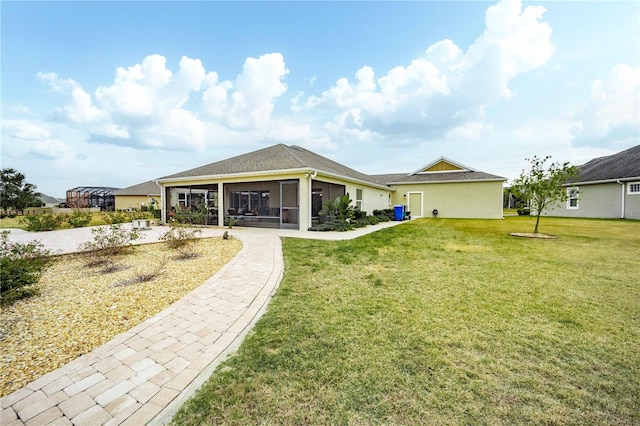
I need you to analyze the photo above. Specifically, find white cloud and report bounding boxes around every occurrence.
[31,0,559,157]
[3,105,33,115]
[3,119,52,140]
[571,64,640,147]
[38,55,216,151]
[1,119,76,161]
[203,52,289,129]
[295,0,554,143]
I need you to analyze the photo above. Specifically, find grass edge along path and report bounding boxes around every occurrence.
[172,217,639,425]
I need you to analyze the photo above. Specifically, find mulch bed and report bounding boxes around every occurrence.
[0,237,241,397]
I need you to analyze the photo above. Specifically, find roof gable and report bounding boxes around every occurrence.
[410,157,477,175]
[574,144,640,183]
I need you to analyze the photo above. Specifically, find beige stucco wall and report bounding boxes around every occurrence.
[389,181,504,219]
[344,183,391,214]
[115,195,160,211]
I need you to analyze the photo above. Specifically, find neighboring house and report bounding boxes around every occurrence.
[113,180,161,211]
[157,144,506,230]
[544,144,640,220]
[37,194,64,208]
[66,186,119,210]
[371,157,506,219]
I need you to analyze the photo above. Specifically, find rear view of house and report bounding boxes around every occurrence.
[156,144,506,230]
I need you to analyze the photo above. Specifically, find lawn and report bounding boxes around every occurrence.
[172,216,639,425]
[0,212,108,230]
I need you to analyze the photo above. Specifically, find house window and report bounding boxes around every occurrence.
[628,182,640,194]
[355,188,363,210]
[178,192,206,209]
[567,187,579,209]
[230,190,270,215]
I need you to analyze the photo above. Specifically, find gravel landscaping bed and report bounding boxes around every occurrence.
[0,236,241,397]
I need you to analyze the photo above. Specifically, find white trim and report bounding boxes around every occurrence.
[562,176,640,187]
[385,177,506,185]
[566,187,579,210]
[409,156,478,176]
[627,181,640,195]
[355,187,364,210]
[158,167,392,192]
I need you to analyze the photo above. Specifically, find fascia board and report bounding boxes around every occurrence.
[314,170,395,192]
[387,177,507,185]
[562,176,640,186]
[157,168,314,185]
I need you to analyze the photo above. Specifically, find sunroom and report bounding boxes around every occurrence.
[162,178,348,230]
[157,144,394,230]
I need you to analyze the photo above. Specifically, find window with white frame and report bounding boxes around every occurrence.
[567,187,579,209]
[628,182,640,194]
[355,188,363,210]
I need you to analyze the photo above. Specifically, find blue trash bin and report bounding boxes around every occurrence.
[394,205,405,221]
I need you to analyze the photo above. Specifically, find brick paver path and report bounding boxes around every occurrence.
[1,221,402,425]
[1,230,282,426]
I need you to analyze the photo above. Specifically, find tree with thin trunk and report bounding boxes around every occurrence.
[511,156,580,234]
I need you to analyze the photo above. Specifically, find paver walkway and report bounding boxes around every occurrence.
[1,221,402,425]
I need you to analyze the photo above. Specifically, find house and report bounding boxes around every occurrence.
[113,181,161,211]
[157,144,506,230]
[544,145,640,220]
[371,157,506,219]
[37,194,64,208]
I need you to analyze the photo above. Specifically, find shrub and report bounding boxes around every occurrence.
[0,231,52,304]
[78,224,140,258]
[131,210,154,220]
[20,213,66,232]
[225,216,239,229]
[355,218,370,228]
[67,209,92,228]
[309,219,353,232]
[353,208,367,221]
[102,210,131,224]
[366,215,380,225]
[161,225,202,259]
[373,209,394,221]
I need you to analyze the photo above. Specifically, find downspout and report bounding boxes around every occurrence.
[617,180,625,219]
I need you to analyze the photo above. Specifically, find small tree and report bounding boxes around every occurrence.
[511,156,580,234]
[0,168,42,213]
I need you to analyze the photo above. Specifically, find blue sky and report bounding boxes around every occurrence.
[2,1,638,198]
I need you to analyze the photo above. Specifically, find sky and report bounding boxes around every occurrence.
[1,0,639,198]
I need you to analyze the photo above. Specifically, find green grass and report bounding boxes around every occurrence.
[172,217,640,425]
[0,212,108,231]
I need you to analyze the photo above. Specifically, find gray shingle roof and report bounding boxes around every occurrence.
[160,144,381,185]
[113,180,161,196]
[38,194,63,204]
[573,144,640,183]
[370,171,506,184]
